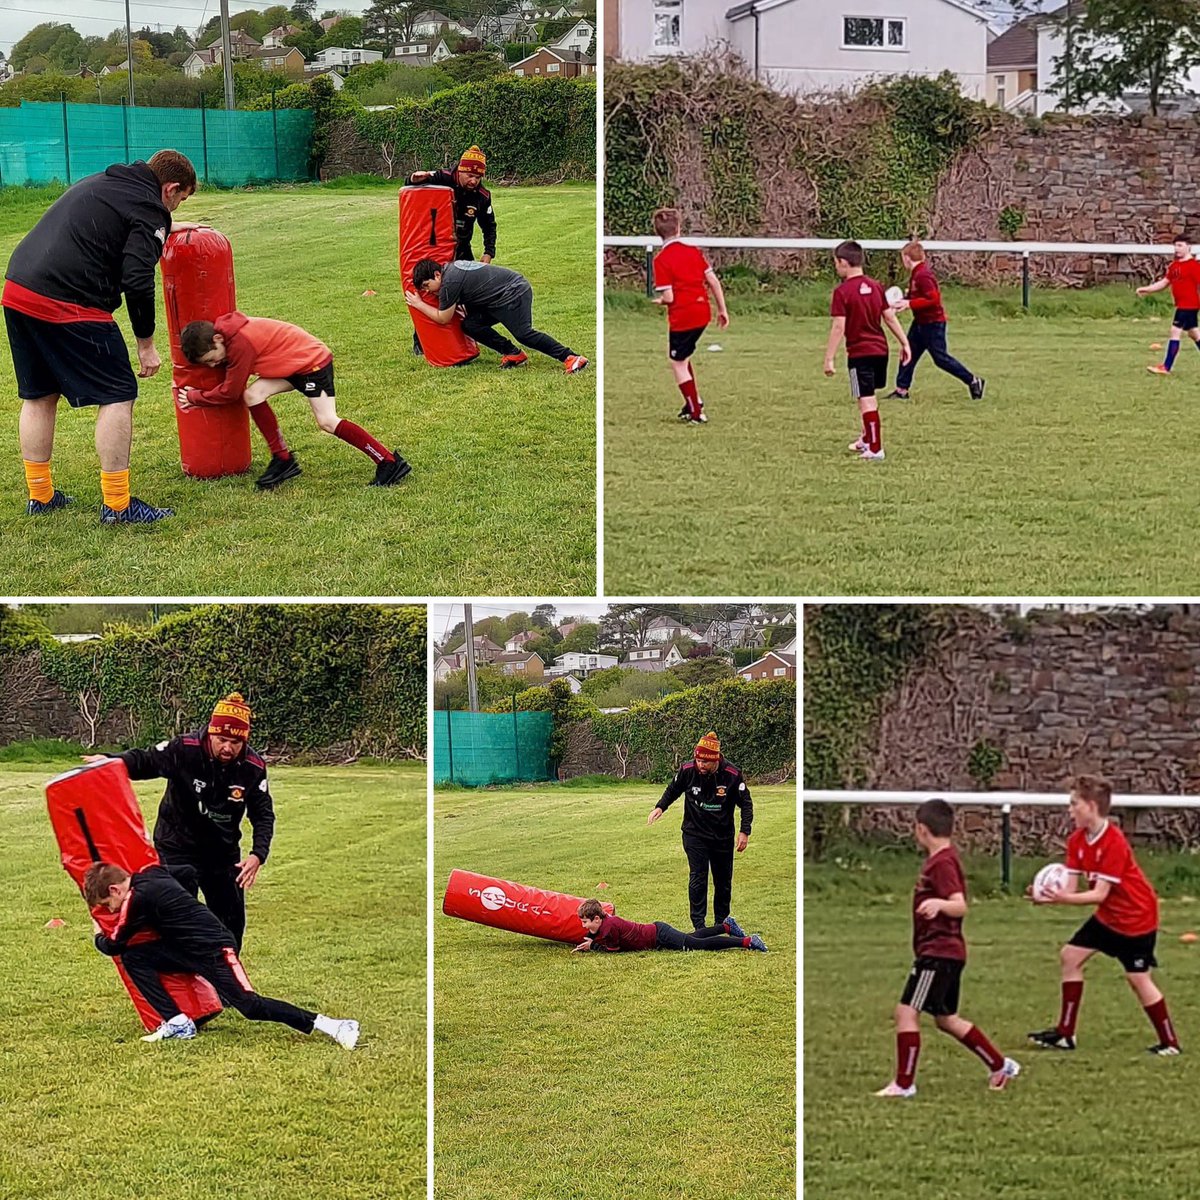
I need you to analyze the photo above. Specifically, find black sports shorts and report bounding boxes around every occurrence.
[5,307,136,408]
[1069,915,1157,973]
[286,358,335,399]
[1173,308,1199,332]
[847,354,889,399]
[668,326,706,362]
[899,955,964,1016]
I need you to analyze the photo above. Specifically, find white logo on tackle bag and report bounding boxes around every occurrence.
[479,885,507,911]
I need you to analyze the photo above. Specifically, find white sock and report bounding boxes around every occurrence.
[313,1014,339,1037]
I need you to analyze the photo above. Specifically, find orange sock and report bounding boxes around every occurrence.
[100,469,130,513]
[22,459,54,504]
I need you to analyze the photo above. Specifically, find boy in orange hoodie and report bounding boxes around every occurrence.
[178,313,410,489]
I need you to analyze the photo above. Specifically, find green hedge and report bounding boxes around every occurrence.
[5,604,426,758]
[509,677,595,766]
[590,678,796,782]
[354,75,596,180]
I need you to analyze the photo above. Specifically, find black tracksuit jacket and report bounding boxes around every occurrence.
[5,161,171,339]
[405,168,497,259]
[658,760,753,843]
[94,865,236,958]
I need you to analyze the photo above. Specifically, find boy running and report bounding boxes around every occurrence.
[824,241,910,461]
[875,798,1019,1098]
[884,241,984,400]
[84,861,360,1048]
[573,898,766,953]
[650,207,729,425]
[1138,235,1200,375]
[1028,774,1180,1056]
[178,314,410,489]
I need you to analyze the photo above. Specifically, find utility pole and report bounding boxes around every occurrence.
[124,0,135,105]
[220,0,235,111]
[463,604,479,713]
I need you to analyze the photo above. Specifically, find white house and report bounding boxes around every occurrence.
[643,615,701,644]
[623,644,686,673]
[182,49,218,77]
[553,651,619,677]
[505,630,537,652]
[314,46,384,70]
[608,0,990,98]
[304,66,346,89]
[551,17,594,54]
[262,24,301,48]
[412,8,472,37]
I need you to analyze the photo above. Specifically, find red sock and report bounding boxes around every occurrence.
[678,377,700,420]
[250,402,289,459]
[741,937,750,948]
[1144,998,1180,1048]
[1058,980,1083,1036]
[863,409,881,453]
[957,1024,1004,1071]
[333,419,394,465]
[895,1030,920,1088]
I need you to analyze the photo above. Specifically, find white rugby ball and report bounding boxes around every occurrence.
[885,286,905,308]
[1032,862,1070,901]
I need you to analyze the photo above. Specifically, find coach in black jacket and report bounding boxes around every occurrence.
[85,692,273,950]
[4,150,198,522]
[406,144,497,263]
[648,731,753,930]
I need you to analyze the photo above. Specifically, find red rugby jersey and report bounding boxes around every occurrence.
[906,262,947,325]
[1166,257,1200,308]
[591,914,658,953]
[1066,820,1158,937]
[654,240,712,332]
[831,274,889,357]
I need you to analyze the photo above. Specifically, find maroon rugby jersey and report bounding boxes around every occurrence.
[831,274,889,357]
[912,845,967,961]
[906,262,947,324]
[591,914,658,952]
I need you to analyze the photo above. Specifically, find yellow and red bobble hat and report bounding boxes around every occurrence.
[209,692,251,741]
[695,731,722,762]
[458,145,487,175]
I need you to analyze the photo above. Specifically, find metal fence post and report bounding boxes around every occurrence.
[512,694,520,782]
[445,703,455,785]
[271,86,279,179]
[644,246,654,297]
[1021,251,1031,310]
[200,95,209,184]
[121,97,130,162]
[1001,803,1012,891]
[60,92,71,184]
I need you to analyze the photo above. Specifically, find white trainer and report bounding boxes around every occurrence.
[849,437,867,452]
[988,1057,1021,1090]
[858,448,885,461]
[873,1081,916,1098]
[142,1014,197,1043]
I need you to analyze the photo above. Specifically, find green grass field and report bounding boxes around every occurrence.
[604,280,1200,595]
[0,761,426,1200]
[434,781,796,1200]
[0,181,595,596]
[805,845,1200,1200]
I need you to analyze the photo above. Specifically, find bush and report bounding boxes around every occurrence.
[509,678,596,766]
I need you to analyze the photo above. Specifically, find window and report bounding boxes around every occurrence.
[653,0,682,54]
[842,16,905,49]
[547,61,560,71]
[773,667,787,677]
[995,75,1007,107]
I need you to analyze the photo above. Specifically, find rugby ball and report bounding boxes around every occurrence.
[1032,862,1070,901]
[885,286,905,308]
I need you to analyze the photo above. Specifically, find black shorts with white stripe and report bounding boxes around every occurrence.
[847,354,889,400]
[899,955,965,1016]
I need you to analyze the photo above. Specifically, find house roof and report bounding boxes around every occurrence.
[728,0,987,21]
[446,635,502,653]
[250,46,304,60]
[495,651,545,665]
[986,15,1037,68]
[742,650,797,673]
[207,29,260,48]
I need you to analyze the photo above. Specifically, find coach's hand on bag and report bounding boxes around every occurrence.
[135,337,161,378]
[81,754,109,763]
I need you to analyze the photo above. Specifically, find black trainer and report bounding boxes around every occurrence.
[371,453,411,487]
[969,376,986,400]
[255,453,301,491]
[1147,1042,1182,1056]
[27,489,73,516]
[1028,1028,1075,1050]
[884,389,910,400]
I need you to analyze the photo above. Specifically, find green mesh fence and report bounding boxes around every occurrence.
[433,709,553,786]
[0,101,313,187]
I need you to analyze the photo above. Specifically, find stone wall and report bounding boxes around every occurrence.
[0,651,130,748]
[854,608,1200,852]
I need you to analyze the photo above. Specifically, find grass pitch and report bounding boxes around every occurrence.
[805,845,1200,1200]
[0,761,426,1200]
[0,182,595,596]
[434,781,796,1200]
[604,281,1200,596]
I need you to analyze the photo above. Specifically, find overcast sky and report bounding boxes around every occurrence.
[0,1,376,58]
[432,601,612,644]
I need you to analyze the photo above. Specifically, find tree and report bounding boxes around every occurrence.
[284,28,319,58]
[441,49,506,83]
[264,5,293,29]
[229,9,272,40]
[318,15,365,49]
[587,669,681,710]
[531,603,557,629]
[435,664,524,710]
[1015,0,1200,115]
[504,611,532,635]
[600,603,679,651]
[556,623,599,656]
[291,0,318,22]
[669,657,734,689]
[365,0,419,45]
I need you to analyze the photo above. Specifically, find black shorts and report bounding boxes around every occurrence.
[5,307,137,408]
[1069,915,1158,973]
[653,920,686,950]
[285,359,335,399]
[1173,308,1199,331]
[899,955,964,1016]
[668,326,706,362]
[848,354,888,399]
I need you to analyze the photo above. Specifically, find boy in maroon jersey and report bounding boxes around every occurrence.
[875,798,1019,1098]
[1138,235,1200,374]
[651,207,729,425]
[1028,774,1181,1056]
[884,241,984,400]
[824,241,910,461]
[572,898,766,953]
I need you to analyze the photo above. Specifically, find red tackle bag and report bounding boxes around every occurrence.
[442,869,615,944]
[45,759,222,1031]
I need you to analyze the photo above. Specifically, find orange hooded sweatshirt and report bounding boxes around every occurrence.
[191,311,332,405]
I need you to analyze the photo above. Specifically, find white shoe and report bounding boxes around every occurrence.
[849,437,867,452]
[330,1018,360,1050]
[988,1057,1021,1090]
[858,448,885,461]
[142,1013,197,1043]
[873,1081,916,1098]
